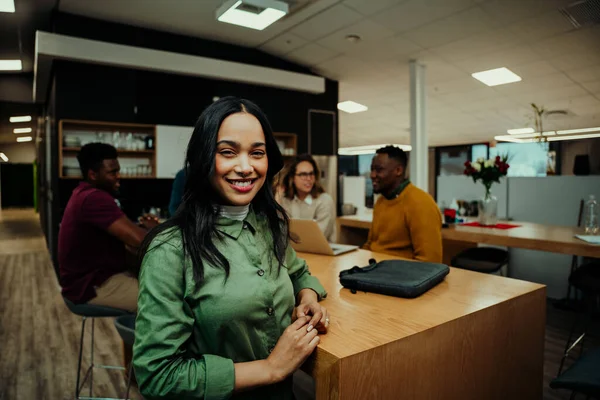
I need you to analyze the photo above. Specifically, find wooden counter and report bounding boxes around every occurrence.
[301,250,546,400]
[337,215,600,258]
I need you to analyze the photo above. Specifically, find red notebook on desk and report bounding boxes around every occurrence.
[460,222,521,229]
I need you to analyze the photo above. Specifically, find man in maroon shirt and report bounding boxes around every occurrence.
[58,143,158,312]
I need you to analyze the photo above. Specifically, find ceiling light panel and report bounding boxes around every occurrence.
[556,127,600,135]
[338,144,412,155]
[9,115,32,123]
[0,59,22,71]
[472,67,521,87]
[338,101,368,114]
[0,0,15,13]
[507,128,535,135]
[216,0,288,31]
[547,133,600,141]
[14,127,32,134]
[16,136,33,142]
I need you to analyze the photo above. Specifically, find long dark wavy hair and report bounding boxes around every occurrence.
[139,97,288,284]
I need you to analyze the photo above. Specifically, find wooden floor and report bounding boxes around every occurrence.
[0,208,597,400]
[0,209,142,400]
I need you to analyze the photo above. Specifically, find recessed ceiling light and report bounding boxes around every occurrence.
[507,128,535,135]
[0,59,22,71]
[0,153,8,162]
[338,101,368,114]
[9,115,32,123]
[472,67,521,87]
[345,34,362,43]
[16,136,33,142]
[0,0,15,13]
[14,127,32,134]
[338,144,412,155]
[216,0,288,31]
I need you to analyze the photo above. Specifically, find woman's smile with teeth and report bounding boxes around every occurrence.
[227,179,254,187]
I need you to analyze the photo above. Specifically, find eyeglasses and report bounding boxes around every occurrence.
[295,172,315,179]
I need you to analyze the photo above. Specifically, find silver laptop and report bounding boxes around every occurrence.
[289,219,358,256]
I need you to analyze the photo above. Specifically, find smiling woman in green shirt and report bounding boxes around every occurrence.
[133,97,329,400]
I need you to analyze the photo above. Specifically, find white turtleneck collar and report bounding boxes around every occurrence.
[215,204,250,221]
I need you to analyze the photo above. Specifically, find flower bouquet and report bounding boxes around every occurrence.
[464,155,510,225]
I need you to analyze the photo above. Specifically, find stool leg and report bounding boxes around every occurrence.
[90,318,95,397]
[569,391,577,400]
[75,316,87,399]
[125,360,134,399]
[577,295,596,359]
[559,311,581,376]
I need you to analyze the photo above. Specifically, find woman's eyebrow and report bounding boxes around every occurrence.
[216,140,239,147]
[216,140,266,148]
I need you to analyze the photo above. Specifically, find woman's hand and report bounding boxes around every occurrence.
[266,316,319,382]
[293,289,329,333]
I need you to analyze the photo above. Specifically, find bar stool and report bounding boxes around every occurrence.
[114,314,137,400]
[557,261,600,378]
[63,296,131,400]
[551,347,600,399]
[451,247,509,276]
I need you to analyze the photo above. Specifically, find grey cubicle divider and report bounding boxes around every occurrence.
[436,175,508,219]
[507,176,600,299]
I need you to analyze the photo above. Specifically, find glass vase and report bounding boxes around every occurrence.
[478,193,498,226]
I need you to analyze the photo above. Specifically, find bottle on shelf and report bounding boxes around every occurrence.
[113,131,121,149]
[144,135,155,150]
[125,133,134,150]
[584,194,598,235]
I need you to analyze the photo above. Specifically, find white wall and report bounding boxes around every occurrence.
[0,142,36,163]
[155,125,193,178]
[507,176,600,299]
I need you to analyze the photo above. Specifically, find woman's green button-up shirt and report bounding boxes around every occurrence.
[133,210,327,400]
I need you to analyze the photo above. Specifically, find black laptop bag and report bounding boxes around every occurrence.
[339,258,450,298]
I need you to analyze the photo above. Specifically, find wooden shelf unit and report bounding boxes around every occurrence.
[59,119,157,179]
[273,132,297,159]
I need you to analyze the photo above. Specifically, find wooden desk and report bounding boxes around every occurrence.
[337,215,600,259]
[301,250,546,400]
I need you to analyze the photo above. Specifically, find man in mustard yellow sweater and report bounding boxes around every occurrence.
[363,146,443,263]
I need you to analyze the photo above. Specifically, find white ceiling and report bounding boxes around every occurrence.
[60,0,600,147]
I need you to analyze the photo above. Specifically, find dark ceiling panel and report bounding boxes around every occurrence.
[0,0,55,93]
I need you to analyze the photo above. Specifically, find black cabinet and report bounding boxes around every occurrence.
[135,70,210,126]
[55,61,137,123]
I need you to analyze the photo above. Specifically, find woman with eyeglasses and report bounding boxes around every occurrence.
[280,154,336,242]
